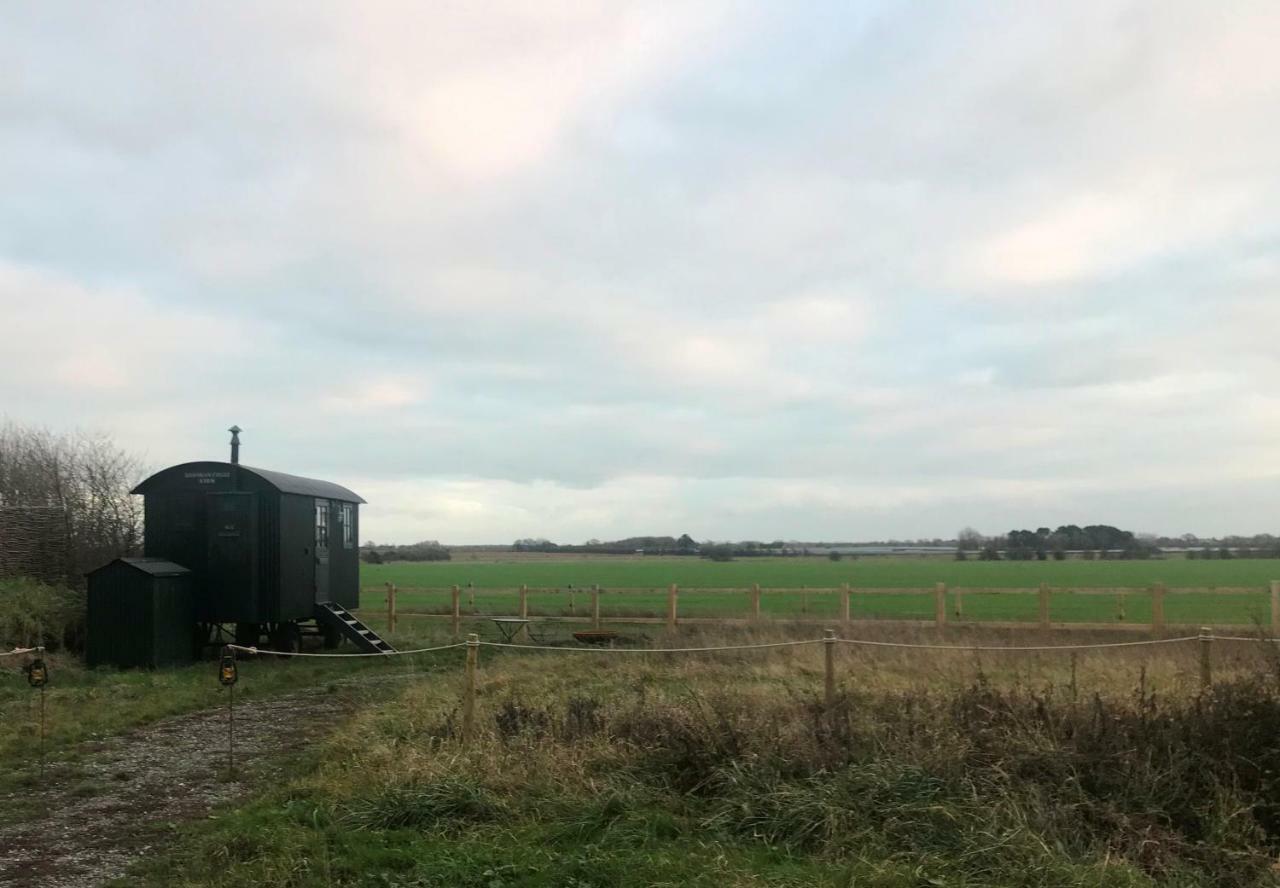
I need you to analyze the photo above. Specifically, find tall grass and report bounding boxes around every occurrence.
[129,626,1280,886]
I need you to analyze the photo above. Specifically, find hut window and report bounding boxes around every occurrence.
[341,504,354,548]
[315,502,329,546]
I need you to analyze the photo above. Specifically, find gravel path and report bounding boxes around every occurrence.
[0,688,356,888]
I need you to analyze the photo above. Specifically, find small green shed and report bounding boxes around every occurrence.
[87,558,196,668]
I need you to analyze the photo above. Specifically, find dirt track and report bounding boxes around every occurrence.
[0,688,355,888]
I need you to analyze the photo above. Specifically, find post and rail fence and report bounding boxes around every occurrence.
[357,580,1280,637]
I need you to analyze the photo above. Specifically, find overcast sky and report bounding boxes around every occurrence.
[3,2,1279,544]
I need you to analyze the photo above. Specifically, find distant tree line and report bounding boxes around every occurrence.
[361,541,450,563]
[956,525,1161,561]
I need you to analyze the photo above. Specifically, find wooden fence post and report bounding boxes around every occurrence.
[667,583,678,631]
[387,583,397,635]
[451,584,461,640]
[751,583,761,622]
[823,629,837,707]
[1271,581,1279,635]
[1038,582,1050,630]
[1151,582,1166,635]
[519,584,529,641]
[1199,627,1213,690]
[841,583,851,625]
[592,584,601,628]
[935,582,947,628]
[462,633,479,740]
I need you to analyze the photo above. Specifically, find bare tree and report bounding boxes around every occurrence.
[0,420,143,585]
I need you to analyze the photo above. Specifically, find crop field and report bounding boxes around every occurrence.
[362,555,1280,591]
[359,557,1280,627]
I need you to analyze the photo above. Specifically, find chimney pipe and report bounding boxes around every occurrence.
[229,425,241,465]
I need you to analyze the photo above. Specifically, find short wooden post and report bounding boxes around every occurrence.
[1270,581,1279,634]
[451,584,461,640]
[468,582,475,613]
[462,633,479,740]
[841,582,851,625]
[1199,627,1213,690]
[823,629,837,707]
[667,583,678,631]
[934,582,947,628]
[1038,582,1050,630]
[592,584,601,628]
[518,584,528,641]
[387,583,397,634]
[751,583,761,622]
[1151,582,1166,635]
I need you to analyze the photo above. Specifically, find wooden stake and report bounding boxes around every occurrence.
[1199,627,1213,690]
[1151,582,1166,635]
[468,582,475,613]
[1271,581,1279,635]
[462,633,479,740]
[823,629,837,708]
[935,582,947,628]
[519,584,529,641]
[1038,582,1050,630]
[451,585,461,640]
[841,583,851,625]
[592,584,601,628]
[751,583,761,622]
[667,583,678,631]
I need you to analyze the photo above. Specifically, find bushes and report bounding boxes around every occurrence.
[0,577,84,651]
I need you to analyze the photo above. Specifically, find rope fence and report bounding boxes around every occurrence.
[10,628,1280,783]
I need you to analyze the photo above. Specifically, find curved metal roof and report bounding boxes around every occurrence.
[132,461,366,503]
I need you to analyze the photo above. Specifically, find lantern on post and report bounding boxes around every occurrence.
[25,658,48,688]
[219,649,238,686]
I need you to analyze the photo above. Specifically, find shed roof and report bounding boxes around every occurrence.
[132,462,366,503]
[238,465,366,503]
[94,557,192,577]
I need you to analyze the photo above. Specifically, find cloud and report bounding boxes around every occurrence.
[2,1,1280,541]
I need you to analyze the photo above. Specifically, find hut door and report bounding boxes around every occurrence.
[207,492,257,621]
[314,499,330,603]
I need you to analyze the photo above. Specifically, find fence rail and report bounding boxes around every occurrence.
[359,580,1280,637]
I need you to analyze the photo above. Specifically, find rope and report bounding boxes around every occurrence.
[1211,635,1280,643]
[836,635,1199,652]
[0,646,41,658]
[227,642,466,658]
[478,639,824,654]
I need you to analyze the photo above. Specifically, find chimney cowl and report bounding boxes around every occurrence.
[229,425,242,465]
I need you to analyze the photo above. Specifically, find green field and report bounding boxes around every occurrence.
[358,557,1280,627]
[361,556,1280,591]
